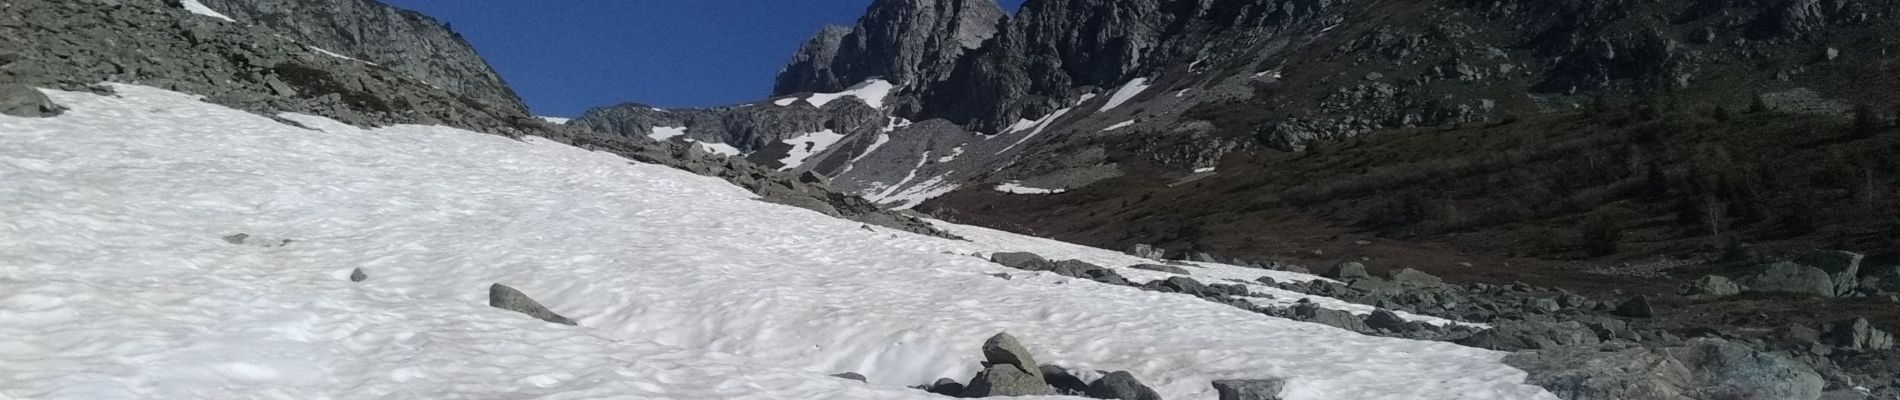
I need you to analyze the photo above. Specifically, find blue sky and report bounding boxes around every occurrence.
[380,1,1027,117]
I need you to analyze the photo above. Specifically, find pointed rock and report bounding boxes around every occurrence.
[981,332,1039,375]
[349,268,368,282]
[488,283,577,326]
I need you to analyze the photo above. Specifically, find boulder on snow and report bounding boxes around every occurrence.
[1666,338,1824,400]
[1363,309,1417,333]
[1739,261,1835,297]
[1129,263,1191,275]
[965,364,1050,396]
[349,267,368,282]
[488,283,577,326]
[1681,275,1741,298]
[1039,365,1090,395]
[921,378,965,396]
[1050,260,1131,285]
[0,83,60,117]
[991,252,1054,271]
[1322,262,1371,280]
[1211,378,1287,400]
[1291,301,1368,332]
[1085,371,1163,400]
[965,332,1050,396]
[1820,317,1894,351]
[1794,250,1863,297]
[830,372,867,382]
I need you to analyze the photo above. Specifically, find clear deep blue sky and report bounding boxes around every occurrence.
[379,1,1027,117]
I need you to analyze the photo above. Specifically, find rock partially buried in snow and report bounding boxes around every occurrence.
[1128,243,1165,260]
[830,372,867,382]
[1211,378,1287,400]
[487,283,577,326]
[991,252,1054,271]
[349,268,368,282]
[1129,263,1191,274]
[1084,371,1163,400]
[0,83,61,117]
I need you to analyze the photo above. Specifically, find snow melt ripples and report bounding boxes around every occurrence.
[0,85,1555,400]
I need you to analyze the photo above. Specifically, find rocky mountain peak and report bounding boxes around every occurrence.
[773,0,1007,96]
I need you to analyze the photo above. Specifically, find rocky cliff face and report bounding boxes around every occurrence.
[194,0,528,114]
[774,0,1006,98]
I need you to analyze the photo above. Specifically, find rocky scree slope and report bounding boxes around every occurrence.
[191,0,528,115]
[0,0,945,237]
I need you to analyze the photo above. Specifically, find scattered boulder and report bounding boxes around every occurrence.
[1820,317,1894,351]
[1323,262,1371,280]
[0,83,60,117]
[1156,276,1211,296]
[1666,338,1824,400]
[1738,261,1835,297]
[921,378,965,396]
[1459,320,1600,350]
[1613,296,1656,318]
[981,332,1038,375]
[830,372,867,382]
[1051,260,1131,285]
[1084,371,1163,400]
[1387,268,1443,286]
[966,332,1050,396]
[1211,378,1286,400]
[1363,309,1415,333]
[1504,346,1694,400]
[487,283,577,326]
[1040,365,1090,395]
[1190,252,1218,263]
[1681,275,1741,298]
[1795,250,1863,297]
[991,252,1054,271]
[1130,263,1191,275]
[349,268,368,282]
[1292,301,1369,332]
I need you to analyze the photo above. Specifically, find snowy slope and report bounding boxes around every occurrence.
[0,85,1555,400]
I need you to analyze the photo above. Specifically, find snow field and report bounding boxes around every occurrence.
[1,85,1552,400]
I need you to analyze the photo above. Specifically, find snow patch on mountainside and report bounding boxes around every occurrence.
[806,79,895,109]
[1103,119,1135,131]
[178,0,235,22]
[1098,78,1150,112]
[685,139,741,156]
[777,129,846,170]
[0,85,1557,400]
[994,182,1067,195]
[538,116,571,125]
[648,126,688,141]
[995,107,1072,154]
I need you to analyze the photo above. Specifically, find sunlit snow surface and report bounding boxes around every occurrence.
[803,79,895,109]
[777,129,845,170]
[1098,78,1150,112]
[648,126,688,141]
[993,182,1067,195]
[0,85,1554,400]
[178,0,235,22]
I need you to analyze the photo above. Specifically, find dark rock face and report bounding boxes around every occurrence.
[194,0,527,113]
[487,283,577,326]
[775,0,1006,97]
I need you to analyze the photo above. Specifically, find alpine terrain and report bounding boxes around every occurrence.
[2,0,1898,399]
